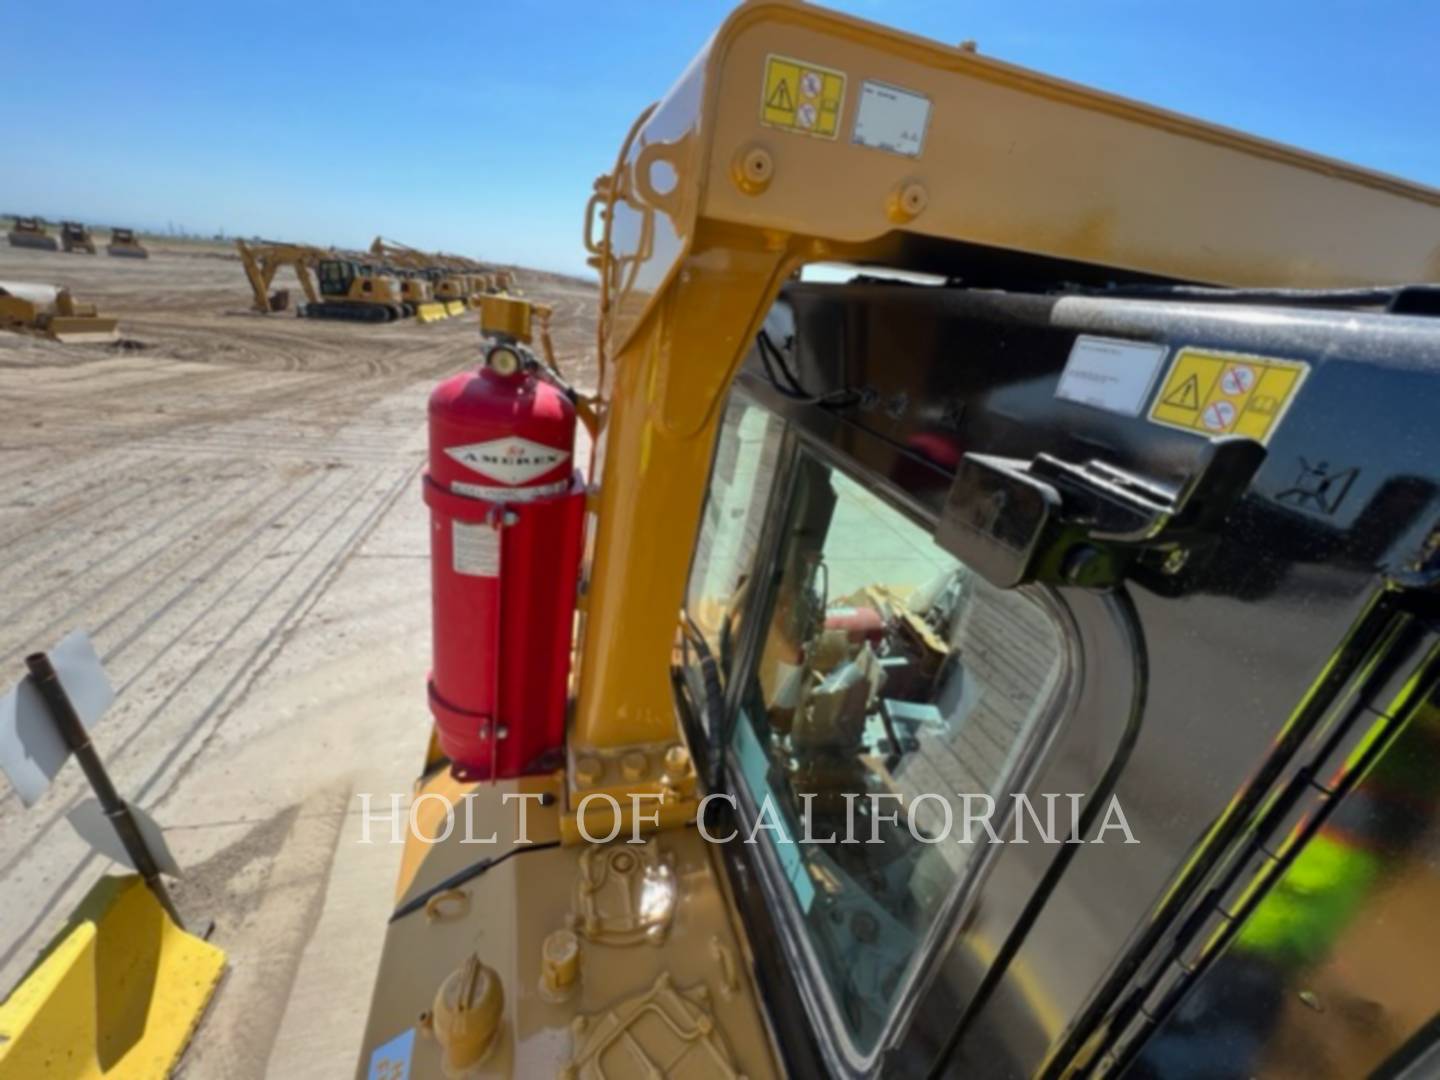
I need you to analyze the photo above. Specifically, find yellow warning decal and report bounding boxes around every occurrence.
[1148,347,1309,444]
[761,54,846,139]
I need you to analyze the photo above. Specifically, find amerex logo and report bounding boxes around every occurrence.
[444,437,569,486]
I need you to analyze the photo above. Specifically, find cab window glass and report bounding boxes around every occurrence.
[685,394,785,683]
[735,452,1068,1055]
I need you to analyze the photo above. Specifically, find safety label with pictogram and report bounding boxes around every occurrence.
[1148,347,1309,444]
[761,54,846,139]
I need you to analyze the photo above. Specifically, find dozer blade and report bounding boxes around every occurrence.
[47,315,120,344]
[445,300,467,317]
[0,875,226,1077]
[7,234,59,252]
[415,302,450,323]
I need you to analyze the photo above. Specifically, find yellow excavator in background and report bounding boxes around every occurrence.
[371,236,485,315]
[235,239,410,323]
[369,237,471,317]
[354,2,1440,1078]
[336,247,450,323]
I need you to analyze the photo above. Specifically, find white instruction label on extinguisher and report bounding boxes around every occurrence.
[452,521,500,577]
[452,478,568,503]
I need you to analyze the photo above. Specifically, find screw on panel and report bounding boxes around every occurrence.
[731,144,775,195]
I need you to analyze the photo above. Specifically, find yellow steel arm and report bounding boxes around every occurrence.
[234,239,320,312]
[571,0,1440,753]
[368,236,432,272]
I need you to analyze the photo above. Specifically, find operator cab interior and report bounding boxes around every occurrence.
[678,261,1092,1068]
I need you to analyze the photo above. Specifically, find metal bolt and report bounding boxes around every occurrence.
[621,751,648,781]
[732,144,774,195]
[575,756,603,788]
[887,180,929,223]
[663,745,690,777]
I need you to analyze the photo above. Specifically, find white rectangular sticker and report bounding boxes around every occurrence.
[1055,335,1168,417]
[452,521,500,578]
[852,79,931,157]
[452,478,567,503]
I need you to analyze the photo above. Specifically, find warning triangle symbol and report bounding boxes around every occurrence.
[1164,374,1200,409]
[767,79,794,112]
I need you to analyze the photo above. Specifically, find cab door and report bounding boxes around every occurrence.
[683,279,1440,1079]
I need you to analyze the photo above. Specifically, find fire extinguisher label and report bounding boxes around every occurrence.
[452,521,501,577]
[445,437,569,486]
[452,478,568,503]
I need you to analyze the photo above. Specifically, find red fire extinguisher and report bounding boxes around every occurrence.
[423,339,585,779]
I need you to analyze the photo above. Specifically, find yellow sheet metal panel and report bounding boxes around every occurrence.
[598,1,1440,368]
[701,2,1440,288]
[575,233,790,749]
[479,294,534,342]
[357,775,781,1079]
[0,875,225,1078]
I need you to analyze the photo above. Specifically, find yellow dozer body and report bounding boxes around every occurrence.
[106,227,149,258]
[7,217,59,252]
[419,269,471,315]
[0,281,119,343]
[397,272,450,323]
[60,221,97,254]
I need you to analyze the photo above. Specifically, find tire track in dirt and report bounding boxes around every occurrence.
[0,462,416,975]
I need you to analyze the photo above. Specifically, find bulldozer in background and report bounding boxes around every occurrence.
[355,2,1440,1078]
[395,269,452,323]
[6,217,59,252]
[59,222,96,254]
[0,282,118,343]
[105,227,149,258]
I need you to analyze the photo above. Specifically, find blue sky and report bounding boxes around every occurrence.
[4,1,1437,276]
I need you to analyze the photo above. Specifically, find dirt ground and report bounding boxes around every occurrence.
[0,240,597,1077]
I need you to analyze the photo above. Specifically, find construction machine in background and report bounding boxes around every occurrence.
[370,237,482,316]
[371,236,518,306]
[355,2,1440,1078]
[60,222,96,254]
[395,270,450,322]
[235,238,319,313]
[235,239,411,323]
[312,255,407,322]
[106,227,149,258]
[7,217,59,251]
[366,260,450,323]
[0,282,118,343]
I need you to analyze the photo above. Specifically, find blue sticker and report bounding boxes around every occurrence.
[368,1027,415,1080]
[734,715,816,912]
